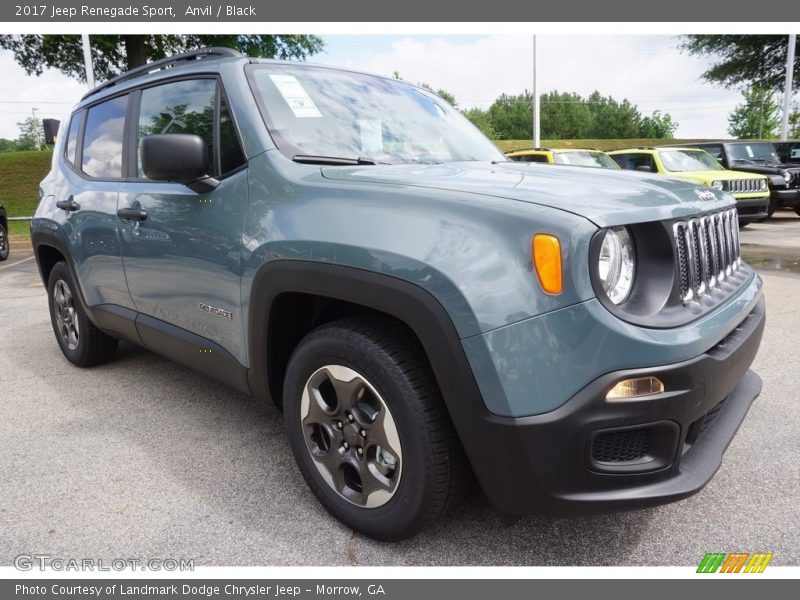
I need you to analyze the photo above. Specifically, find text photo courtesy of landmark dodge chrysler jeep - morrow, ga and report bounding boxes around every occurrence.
[31,48,765,541]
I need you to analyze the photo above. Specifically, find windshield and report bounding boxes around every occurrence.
[553,151,619,169]
[658,149,722,172]
[727,142,779,162]
[247,63,505,165]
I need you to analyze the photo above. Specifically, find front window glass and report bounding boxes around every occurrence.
[137,79,216,177]
[727,142,779,162]
[658,149,722,172]
[247,64,505,164]
[553,151,619,169]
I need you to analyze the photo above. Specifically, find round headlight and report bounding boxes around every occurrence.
[711,180,724,190]
[598,226,636,305]
[782,170,793,184]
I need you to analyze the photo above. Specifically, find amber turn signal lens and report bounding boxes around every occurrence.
[606,376,665,400]
[532,234,562,294]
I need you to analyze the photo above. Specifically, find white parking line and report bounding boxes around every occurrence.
[0,254,35,271]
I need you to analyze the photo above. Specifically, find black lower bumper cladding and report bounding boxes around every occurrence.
[473,294,765,517]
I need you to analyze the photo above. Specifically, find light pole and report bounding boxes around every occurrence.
[31,107,41,151]
[532,35,540,148]
[780,33,796,141]
[82,33,95,90]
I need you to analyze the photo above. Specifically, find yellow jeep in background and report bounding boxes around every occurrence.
[608,147,770,224]
[506,147,620,169]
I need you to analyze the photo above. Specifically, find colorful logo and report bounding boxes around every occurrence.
[697,552,773,573]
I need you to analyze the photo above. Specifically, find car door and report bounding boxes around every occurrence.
[118,77,249,364]
[61,94,134,310]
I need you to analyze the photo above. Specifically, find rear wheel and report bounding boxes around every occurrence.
[283,316,466,541]
[0,223,8,261]
[47,261,118,367]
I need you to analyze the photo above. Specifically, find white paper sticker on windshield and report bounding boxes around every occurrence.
[269,74,322,118]
[358,119,383,155]
[745,145,754,158]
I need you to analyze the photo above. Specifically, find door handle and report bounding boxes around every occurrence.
[117,206,148,222]
[56,197,80,212]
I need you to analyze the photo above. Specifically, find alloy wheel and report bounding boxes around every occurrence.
[300,365,402,508]
[53,279,80,350]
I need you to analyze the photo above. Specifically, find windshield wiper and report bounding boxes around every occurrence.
[293,155,381,166]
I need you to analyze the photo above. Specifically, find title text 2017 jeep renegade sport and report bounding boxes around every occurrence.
[33,49,765,541]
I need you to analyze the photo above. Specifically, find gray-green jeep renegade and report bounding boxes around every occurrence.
[33,48,765,541]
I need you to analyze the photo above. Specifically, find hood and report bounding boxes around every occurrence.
[730,161,800,174]
[321,161,734,227]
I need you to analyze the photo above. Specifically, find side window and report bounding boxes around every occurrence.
[627,154,655,172]
[703,145,724,161]
[610,155,626,169]
[219,95,245,174]
[137,79,216,178]
[81,95,129,179]
[64,111,84,166]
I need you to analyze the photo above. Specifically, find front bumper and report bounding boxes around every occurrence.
[734,196,770,220]
[771,187,800,208]
[469,294,765,517]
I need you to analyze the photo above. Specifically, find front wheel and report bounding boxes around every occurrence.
[794,206,800,217]
[283,317,466,541]
[0,223,8,261]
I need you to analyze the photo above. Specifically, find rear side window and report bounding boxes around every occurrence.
[81,95,129,179]
[137,79,216,177]
[64,111,83,166]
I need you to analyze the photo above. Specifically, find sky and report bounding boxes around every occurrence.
[0,34,747,140]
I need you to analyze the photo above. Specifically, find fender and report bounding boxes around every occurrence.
[245,259,519,489]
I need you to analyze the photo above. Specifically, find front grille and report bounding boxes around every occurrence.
[726,178,765,194]
[789,169,800,189]
[674,208,741,303]
[591,428,650,463]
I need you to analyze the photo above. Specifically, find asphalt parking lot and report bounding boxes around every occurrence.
[1,214,799,567]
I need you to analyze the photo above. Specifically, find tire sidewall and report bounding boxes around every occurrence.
[284,332,432,540]
[0,224,8,261]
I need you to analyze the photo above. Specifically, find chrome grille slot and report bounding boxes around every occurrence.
[673,208,741,304]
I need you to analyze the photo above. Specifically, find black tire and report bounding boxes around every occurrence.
[47,261,118,367]
[0,223,8,261]
[767,198,777,218]
[283,316,466,541]
[794,206,800,218]
[738,220,750,228]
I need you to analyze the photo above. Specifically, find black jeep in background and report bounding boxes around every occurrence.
[774,141,800,165]
[674,141,800,219]
[0,203,8,261]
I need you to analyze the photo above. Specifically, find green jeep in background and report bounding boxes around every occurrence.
[33,49,765,540]
[608,147,770,225]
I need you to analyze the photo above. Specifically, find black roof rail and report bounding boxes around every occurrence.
[82,47,243,101]
[507,147,551,153]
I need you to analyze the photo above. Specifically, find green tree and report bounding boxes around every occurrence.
[585,91,642,138]
[0,138,18,152]
[462,107,496,138]
[639,110,679,138]
[539,91,592,139]
[728,86,781,138]
[680,35,799,93]
[0,35,324,83]
[15,116,43,151]
[487,91,534,140]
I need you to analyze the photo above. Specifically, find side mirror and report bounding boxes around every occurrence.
[635,165,653,173]
[140,134,218,193]
[42,119,60,145]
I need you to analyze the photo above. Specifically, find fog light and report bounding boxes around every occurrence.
[606,376,664,400]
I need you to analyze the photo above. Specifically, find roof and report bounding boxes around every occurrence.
[507,147,604,155]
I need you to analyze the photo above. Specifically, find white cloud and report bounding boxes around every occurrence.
[324,35,745,138]
[0,50,86,140]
